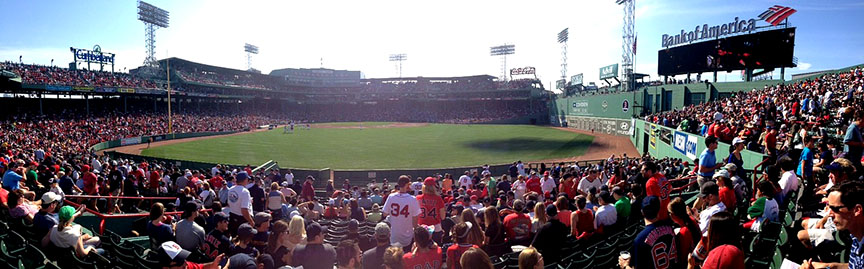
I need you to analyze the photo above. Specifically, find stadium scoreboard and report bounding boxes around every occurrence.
[657,28,796,76]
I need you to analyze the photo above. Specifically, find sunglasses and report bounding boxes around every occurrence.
[828,204,850,213]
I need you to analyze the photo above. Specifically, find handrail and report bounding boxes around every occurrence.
[65,195,177,200]
[751,157,773,199]
[64,199,212,235]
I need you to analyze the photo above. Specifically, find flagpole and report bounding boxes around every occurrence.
[166,56,173,136]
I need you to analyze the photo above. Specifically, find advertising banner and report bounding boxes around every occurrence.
[46,85,71,92]
[649,124,657,149]
[673,131,699,160]
[72,86,94,92]
[118,88,135,93]
[120,137,140,146]
[556,79,566,89]
[570,73,583,86]
[599,64,619,80]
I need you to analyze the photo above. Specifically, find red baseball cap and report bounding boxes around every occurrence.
[423,177,436,186]
[543,171,550,176]
[470,195,478,201]
[702,245,744,269]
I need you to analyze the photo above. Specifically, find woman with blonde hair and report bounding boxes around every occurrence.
[287,215,307,250]
[531,202,547,234]
[518,247,544,269]
[459,247,494,269]
[268,182,287,220]
[460,209,484,246]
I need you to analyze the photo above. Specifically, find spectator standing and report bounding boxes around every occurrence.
[362,223,392,269]
[612,187,631,223]
[249,178,266,213]
[382,175,420,248]
[458,171,473,190]
[503,199,532,246]
[417,177,445,243]
[539,172,555,196]
[202,212,230,260]
[698,136,723,189]
[446,222,478,269]
[619,196,678,269]
[292,222,336,269]
[512,176,527,199]
[403,226,443,269]
[570,195,595,241]
[643,161,670,221]
[594,191,618,233]
[844,110,864,177]
[531,204,568,263]
[175,201,206,251]
[577,169,603,197]
[228,172,255,236]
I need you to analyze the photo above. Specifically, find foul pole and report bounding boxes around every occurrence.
[166,57,172,134]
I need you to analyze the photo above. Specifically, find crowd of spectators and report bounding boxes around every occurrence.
[2,62,158,89]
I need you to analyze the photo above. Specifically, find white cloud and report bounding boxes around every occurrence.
[798,62,812,71]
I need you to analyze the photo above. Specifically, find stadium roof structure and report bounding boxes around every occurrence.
[157,57,266,75]
[363,75,498,83]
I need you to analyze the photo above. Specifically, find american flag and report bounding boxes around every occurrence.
[758,5,797,26]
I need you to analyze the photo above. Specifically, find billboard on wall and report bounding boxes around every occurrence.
[570,73,583,86]
[649,124,658,149]
[599,64,619,80]
[673,131,699,160]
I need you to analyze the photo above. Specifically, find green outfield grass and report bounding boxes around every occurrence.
[140,123,594,169]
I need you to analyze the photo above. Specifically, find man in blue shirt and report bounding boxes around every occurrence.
[33,192,61,240]
[2,164,24,191]
[620,196,678,269]
[844,110,864,180]
[697,136,723,189]
[798,136,815,182]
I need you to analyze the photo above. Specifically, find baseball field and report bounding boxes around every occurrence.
[139,123,595,169]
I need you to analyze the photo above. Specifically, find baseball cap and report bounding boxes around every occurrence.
[253,212,272,225]
[683,161,690,166]
[543,171,550,176]
[58,205,75,222]
[237,223,257,238]
[281,181,289,187]
[226,253,258,269]
[545,204,558,217]
[212,212,229,223]
[424,177,437,186]
[306,222,323,239]
[157,241,191,266]
[723,163,737,172]
[41,192,61,204]
[701,245,744,269]
[712,170,730,179]
[235,171,249,182]
[348,219,359,231]
[374,222,391,240]
[699,181,719,198]
[641,196,661,220]
[732,137,745,145]
[470,195,478,201]
[372,203,380,211]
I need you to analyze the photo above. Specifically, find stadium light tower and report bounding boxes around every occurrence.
[558,28,569,80]
[137,1,169,69]
[617,0,635,91]
[245,43,259,71]
[389,54,407,78]
[490,44,515,81]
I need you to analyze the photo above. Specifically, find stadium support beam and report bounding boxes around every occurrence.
[490,44,515,81]
[617,0,635,91]
[558,28,569,80]
[138,1,169,69]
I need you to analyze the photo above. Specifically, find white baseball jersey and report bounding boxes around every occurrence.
[383,192,420,247]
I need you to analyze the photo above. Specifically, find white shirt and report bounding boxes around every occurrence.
[540,176,556,194]
[211,167,220,177]
[577,177,603,195]
[512,180,527,198]
[517,163,526,176]
[382,192,420,247]
[594,204,617,229]
[458,175,473,189]
[227,185,252,216]
[778,171,799,198]
[699,202,727,236]
[284,173,294,185]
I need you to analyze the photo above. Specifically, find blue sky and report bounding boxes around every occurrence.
[1,0,862,86]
